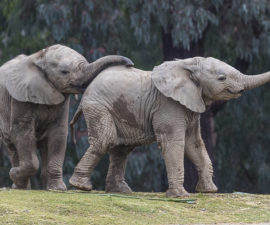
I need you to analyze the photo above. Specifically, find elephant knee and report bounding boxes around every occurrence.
[22,159,39,175]
[31,159,39,174]
[192,139,204,149]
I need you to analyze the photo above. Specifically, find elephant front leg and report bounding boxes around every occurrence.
[7,145,31,189]
[185,122,218,193]
[185,139,218,193]
[70,144,105,191]
[160,138,189,197]
[9,133,39,189]
[46,132,67,191]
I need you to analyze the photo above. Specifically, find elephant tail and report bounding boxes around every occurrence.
[70,105,82,144]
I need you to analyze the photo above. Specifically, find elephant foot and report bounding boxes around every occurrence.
[11,181,31,190]
[69,175,92,191]
[9,167,20,181]
[9,167,31,189]
[105,180,132,194]
[47,179,67,191]
[195,178,218,193]
[166,187,190,198]
[9,168,31,189]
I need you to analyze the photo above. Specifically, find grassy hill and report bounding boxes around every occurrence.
[0,189,269,224]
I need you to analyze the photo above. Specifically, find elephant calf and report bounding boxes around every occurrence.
[0,44,133,190]
[70,57,270,197]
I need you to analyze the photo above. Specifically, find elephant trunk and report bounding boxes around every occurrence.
[80,55,134,87]
[242,71,270,90]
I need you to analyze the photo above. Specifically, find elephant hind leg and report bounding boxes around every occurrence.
[69,144,105,191]
[105,148,133,194]
[69,103,116,191]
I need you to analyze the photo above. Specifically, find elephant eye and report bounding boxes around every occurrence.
[61,70,70,75]
[217,75,226,81]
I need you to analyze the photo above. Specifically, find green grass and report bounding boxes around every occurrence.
[0,189,269,224]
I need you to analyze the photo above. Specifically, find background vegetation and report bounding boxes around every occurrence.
[0,0,270,194]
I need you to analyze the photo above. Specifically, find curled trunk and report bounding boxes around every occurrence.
[81,55,133,87]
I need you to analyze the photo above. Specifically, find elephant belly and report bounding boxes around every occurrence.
[34,104,65,140]
[113,116,155,147]
[109,98,155,146]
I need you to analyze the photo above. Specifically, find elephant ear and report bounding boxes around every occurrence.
[152,60,205,113]
[4,53,65,105]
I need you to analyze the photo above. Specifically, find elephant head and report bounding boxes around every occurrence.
[4,44,133,105]
[152,57,270,113]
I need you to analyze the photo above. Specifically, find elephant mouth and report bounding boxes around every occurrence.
[226,89,243,98]
[69,84,88,93]
[227,88,243,95]
[61,84,87,94]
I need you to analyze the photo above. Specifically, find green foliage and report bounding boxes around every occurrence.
[0,0,49,61]
[122,0,220,50]
[207,0,270,62]
[124,0,270,62]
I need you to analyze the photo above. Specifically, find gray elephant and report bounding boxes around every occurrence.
[0,44,133,190]
[69,57,270,197]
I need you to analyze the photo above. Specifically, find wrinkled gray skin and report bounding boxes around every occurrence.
[70,57,270,197]
[0,44,133,190]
